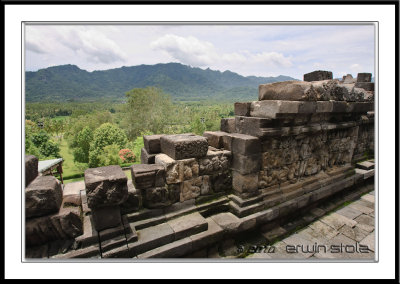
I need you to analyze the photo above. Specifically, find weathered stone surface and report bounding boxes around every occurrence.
[181,158,200,181]
[128,223,175,256]
[232,171,258,193]
[84,165,128,209]
[234,102,251,116]
[120,180,142,214]
[203,131,227,149]
[62,181,84,206]
[235,116,273,137]
[355,82,374,92]
[231,153,261,174]
[220,117,236,133]
[143,134,164,154]
[168,212,208,240]
[251,100,300,118]
[141,147,156,164]
[342,74,356,84]
[229,133,261,155]
[25,155,38,187]
[304,70,333,82]
[26,175,63,218]
[155,154,200,185]
[75,215,98,248]
[131,164,165,189]
[357,73,372,83]
[190,217,224,251]
[210,172,232,192]
[26,207,83,247]
[160,134,208,160]
[210,212,240,233]
[137,237,193,258]
[155,154,181,184]
[198,149,231,175]
[142,187,171,209]
[180,177,202,202]
[91,205,122,231]
[259,81,312,101]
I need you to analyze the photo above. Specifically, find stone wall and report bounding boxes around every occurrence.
[25,70,375,259]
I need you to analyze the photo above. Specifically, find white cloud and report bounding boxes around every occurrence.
[25,26,127,67]
[150,34,292,69]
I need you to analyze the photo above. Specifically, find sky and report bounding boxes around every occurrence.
[25,24,375,80]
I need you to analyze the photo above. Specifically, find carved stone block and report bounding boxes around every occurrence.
[160,134,208,160]
[84,165,128,209]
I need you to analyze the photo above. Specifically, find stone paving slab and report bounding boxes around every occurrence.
[338,224,369,242]
[320,212,357,230]
[348,201,374,214]
[361,194,375,204]
[336,206,363,220]
[360,232,375,252]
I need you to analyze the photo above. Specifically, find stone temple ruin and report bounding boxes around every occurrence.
[25,70,375,259]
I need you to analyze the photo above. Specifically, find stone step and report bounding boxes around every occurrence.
[355,168,375,179]
[137,237,193,258]
[127,212,208,257]
[229,200,265,218]
[356,161,374,170]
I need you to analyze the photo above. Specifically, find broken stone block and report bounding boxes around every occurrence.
[25,155,38,187]
[62,181,84,206]
[181,158,200,181]
[250,100,300,118]
[203,131,227,149]
[231,153,261,175]
[303,70,333,82]
[357,73,372,82]
[342,74,356,84]
[200,175,211,195]
[26,176,63,219]
[131,164,165,189]
[355,82,374,92]
[160,134,208,160]
[84,165,128,209]
[120,180,142,214]
[26,207,83,247]
[259,81,312,101]
[142,186,171,209]
[143,134,164,154]
[198,149,231,175]
[234,102,251,116]
[232,171,258,194]
[220,118,236,133]
[91,205,122,231]
[141,147,156,164]
[155,154,199,184]
[211,172,232,192]
[180,176,203,202]
[155,154,181,184]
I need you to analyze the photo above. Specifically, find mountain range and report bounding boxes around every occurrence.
[25,63,297,102]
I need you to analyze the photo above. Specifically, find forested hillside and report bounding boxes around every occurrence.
[25,63,297,102]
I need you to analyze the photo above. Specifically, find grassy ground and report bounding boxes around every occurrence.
[58,138,83,177]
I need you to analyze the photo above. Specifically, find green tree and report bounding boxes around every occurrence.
[122,87,174,140]
[88,123,128,167]
[73,126,93,163]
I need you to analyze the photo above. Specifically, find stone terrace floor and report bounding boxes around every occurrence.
[205,190,375,260]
